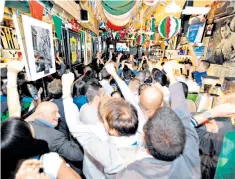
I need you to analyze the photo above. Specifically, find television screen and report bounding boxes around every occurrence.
[116,43,129,52]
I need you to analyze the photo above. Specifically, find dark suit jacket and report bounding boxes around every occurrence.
[30,120,83,162]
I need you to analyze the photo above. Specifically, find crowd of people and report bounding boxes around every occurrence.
[1,44,235,179]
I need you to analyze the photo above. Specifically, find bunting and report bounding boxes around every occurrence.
[29,0,44,21]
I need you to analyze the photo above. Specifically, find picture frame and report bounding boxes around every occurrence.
[13,14,56,81]
[68,29,82,67]
[84,32,92,65]
[205,23,214,37]
[187,23,206,43]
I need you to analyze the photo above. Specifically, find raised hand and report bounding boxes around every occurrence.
[62,72,75,89]
[105,63,116,76]
[7,60,25,75]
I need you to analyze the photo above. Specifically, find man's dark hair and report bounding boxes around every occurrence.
[144,107,186,161]
[201,60,210,69]
[152,68,162,76]
[153,71,169,87]
[82,70,96,83]
[1,80,7,96]
[73,80,86,97]
[86,82,102,102]
[122,69,133,81]
[179,82,188,98]
[98,98,138,136]
[101,68,111,80]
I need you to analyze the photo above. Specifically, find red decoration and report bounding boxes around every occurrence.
[107,21,125,31]
[71,18,80,32]
[29,0,44,21]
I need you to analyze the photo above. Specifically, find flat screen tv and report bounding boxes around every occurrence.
[116,43,129,52]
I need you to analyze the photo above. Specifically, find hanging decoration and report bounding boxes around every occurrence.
[101,0,136,16]
[150,16,156,40]
[136,34,145,45]
[29,0,44,20]
[158,16,180,39]
[107,20,125,31]
[120,29,126,39]
[52,15,62,41]
[128,23,136,34]
[99,21,106,30]
[104,9,131,26]
[144,0,159,6]
[103,6,134,21]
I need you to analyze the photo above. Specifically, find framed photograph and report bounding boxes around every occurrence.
[84,32,92,65]
[23,15,55,80]
[205,24,214,36]
[68,29,82,67]
[187,23,205,43]
[206,14,235,67]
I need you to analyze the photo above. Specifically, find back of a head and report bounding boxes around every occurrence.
[98,98,138,136]
[47,79,62,99]
[129,78,140,92]
[144,107,186,161]
[179,82,188,99]
[140,86,163,112]
[142,63,149,71]
[73,80,86,97]
[153,71,168,87]
[1,80,7,96]
[82,70,96,83]
[101,68,111,80]
[136,71,146,84]
[1,118,49,179]
[86,82,102,102]
[123,69,133,81]
[152,68,162,76]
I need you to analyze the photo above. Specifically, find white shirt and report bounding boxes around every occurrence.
[80,103,99,125]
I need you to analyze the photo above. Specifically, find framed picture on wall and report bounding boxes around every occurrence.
[205,24,214,36]
[13,14,56,81]
[84,32,92,65]
[68,29,82,67]
[187,23,205,43]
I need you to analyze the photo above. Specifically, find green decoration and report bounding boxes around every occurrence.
[52,15,62,41]
[101,0,135,16]
[214,132,235,179]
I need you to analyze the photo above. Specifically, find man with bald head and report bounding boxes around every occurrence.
[139,86,163,119]
[106,63,164,135]
[29,101,83,173]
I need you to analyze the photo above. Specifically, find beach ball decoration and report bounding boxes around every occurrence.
[158,16,180,39]
[144,0,159,6]
[136,34,145,45]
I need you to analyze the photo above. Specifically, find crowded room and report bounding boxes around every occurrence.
[1,0,235,179]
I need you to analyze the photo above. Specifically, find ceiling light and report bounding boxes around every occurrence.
[182,6,211,15]
[165,0,181,13]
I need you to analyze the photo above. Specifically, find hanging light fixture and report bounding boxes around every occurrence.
[165,0,181,13]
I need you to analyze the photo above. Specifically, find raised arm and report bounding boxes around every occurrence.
[62,73,125,176]
[188,43,198,67]
[191,103,235,127]
[164,61,200,176]
[105,63,145,134]
[7,61,25,118]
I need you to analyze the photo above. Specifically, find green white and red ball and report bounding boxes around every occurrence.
[158,16,180,39]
